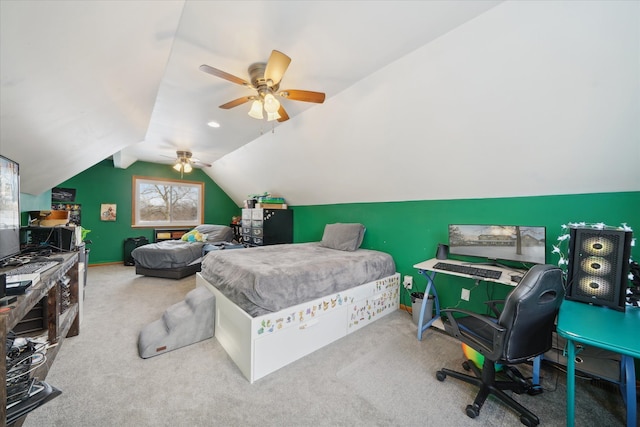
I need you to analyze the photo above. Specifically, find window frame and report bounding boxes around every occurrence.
[132,176,204,228]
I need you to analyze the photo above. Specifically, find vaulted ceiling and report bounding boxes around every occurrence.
[0,0,502,196]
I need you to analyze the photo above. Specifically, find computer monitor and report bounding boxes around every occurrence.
[0,155,21,263]
[448,224,546,265]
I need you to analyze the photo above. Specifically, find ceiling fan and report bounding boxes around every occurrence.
[199,50,325,122]
[163,150,211,177]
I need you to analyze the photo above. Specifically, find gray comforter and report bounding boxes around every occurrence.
[200,242,396,317]
[131,224,235,269]
[131,240,205,269]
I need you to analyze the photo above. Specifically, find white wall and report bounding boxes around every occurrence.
[209,1,640,206]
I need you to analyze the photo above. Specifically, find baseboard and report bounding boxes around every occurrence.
[400,303,413,313]
[88,261,123,267]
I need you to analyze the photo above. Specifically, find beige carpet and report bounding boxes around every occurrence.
[21,264,628,426]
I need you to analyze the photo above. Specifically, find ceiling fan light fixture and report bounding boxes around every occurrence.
[183,163,193,173]
[248,100,264,119]
[173,162,183,172]
[263,93,280,113]
[267,111,281,122]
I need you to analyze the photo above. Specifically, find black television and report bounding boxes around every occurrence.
[448,224,546,265]
[0,155,21,263]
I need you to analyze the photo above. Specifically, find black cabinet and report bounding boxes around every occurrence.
[241,208,293,246]
[230,223,242,243]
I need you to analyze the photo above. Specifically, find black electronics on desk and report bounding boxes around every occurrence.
[565,227,632,311]
[21,226,76,252]
[448,224,546,265]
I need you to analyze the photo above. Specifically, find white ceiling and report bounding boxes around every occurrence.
[0,0,502,196]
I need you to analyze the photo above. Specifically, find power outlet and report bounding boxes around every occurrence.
[461,288,470,301]
[403,275,413,290]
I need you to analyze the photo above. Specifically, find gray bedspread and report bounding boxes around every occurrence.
[132,240,205,269]
[200,242,396,317]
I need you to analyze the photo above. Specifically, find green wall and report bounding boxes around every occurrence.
[291,192,640,311]
[21,159,638,314]
[24,159,240,264]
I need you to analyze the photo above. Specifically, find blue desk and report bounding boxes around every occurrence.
[556,300,639,427]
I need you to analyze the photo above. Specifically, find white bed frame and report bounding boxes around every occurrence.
[196,272,400,383]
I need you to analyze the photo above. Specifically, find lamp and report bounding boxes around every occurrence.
[263,93,280,113]
[248,100,264,119]
[247,92,281,121]
[173,157,193,177]
[267,111,281,122]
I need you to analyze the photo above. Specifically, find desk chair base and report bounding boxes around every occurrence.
[436,358,541,427]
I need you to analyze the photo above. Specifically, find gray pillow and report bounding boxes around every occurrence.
[194,224,234,243]
[319,223,365,251]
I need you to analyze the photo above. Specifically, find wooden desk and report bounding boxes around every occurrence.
[412,258,522,340]
[1,252,80,425]
[556,300,639,427]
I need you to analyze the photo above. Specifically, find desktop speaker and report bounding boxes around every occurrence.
[436,243,449,260]
[566,228,632,311]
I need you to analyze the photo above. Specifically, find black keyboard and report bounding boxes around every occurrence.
[5,261,59,277]
[433,262,502,280]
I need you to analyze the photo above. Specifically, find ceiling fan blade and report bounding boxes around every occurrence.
[192,159,212,168]
[277,104,289,122]
[278,89,325,103]
[199,64,252,87]
[264,50,291,86]
[219,96,253,109]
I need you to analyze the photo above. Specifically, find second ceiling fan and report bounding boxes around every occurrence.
[200,50,325,122]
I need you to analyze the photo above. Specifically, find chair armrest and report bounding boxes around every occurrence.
[484,299,505,317]
[441,308,507,360]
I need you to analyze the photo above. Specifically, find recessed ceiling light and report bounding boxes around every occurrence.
[207,121,220,128]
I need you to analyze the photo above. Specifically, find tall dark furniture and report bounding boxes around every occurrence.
[241,208,293,247]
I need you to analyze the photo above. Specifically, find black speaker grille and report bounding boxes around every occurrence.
[566,228,632,311]
[581,235,617,257]
[577,276,612,299]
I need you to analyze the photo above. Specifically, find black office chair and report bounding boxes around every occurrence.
[436,264,565,427]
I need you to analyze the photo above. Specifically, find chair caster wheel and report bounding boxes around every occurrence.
[520,414,539,427]
[436,371,446,382]
[466,404,479,419]
[527,385,543,396]
[462,361,471,371]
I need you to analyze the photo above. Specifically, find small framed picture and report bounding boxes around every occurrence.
[101,203,117,221]
[52,187,76,202]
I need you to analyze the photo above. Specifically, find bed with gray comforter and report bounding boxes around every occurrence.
[132,224,234,279]
[200,241,396,317]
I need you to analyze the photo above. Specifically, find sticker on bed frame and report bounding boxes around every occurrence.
[256,274,400,336]
[348,287,399,329]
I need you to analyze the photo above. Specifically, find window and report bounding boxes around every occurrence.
[132,176,204,227]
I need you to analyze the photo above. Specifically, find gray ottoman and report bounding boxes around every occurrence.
[138,286,215,358]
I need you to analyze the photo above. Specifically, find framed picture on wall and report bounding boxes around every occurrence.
[101,203,117,221]
[52,187,76,202]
